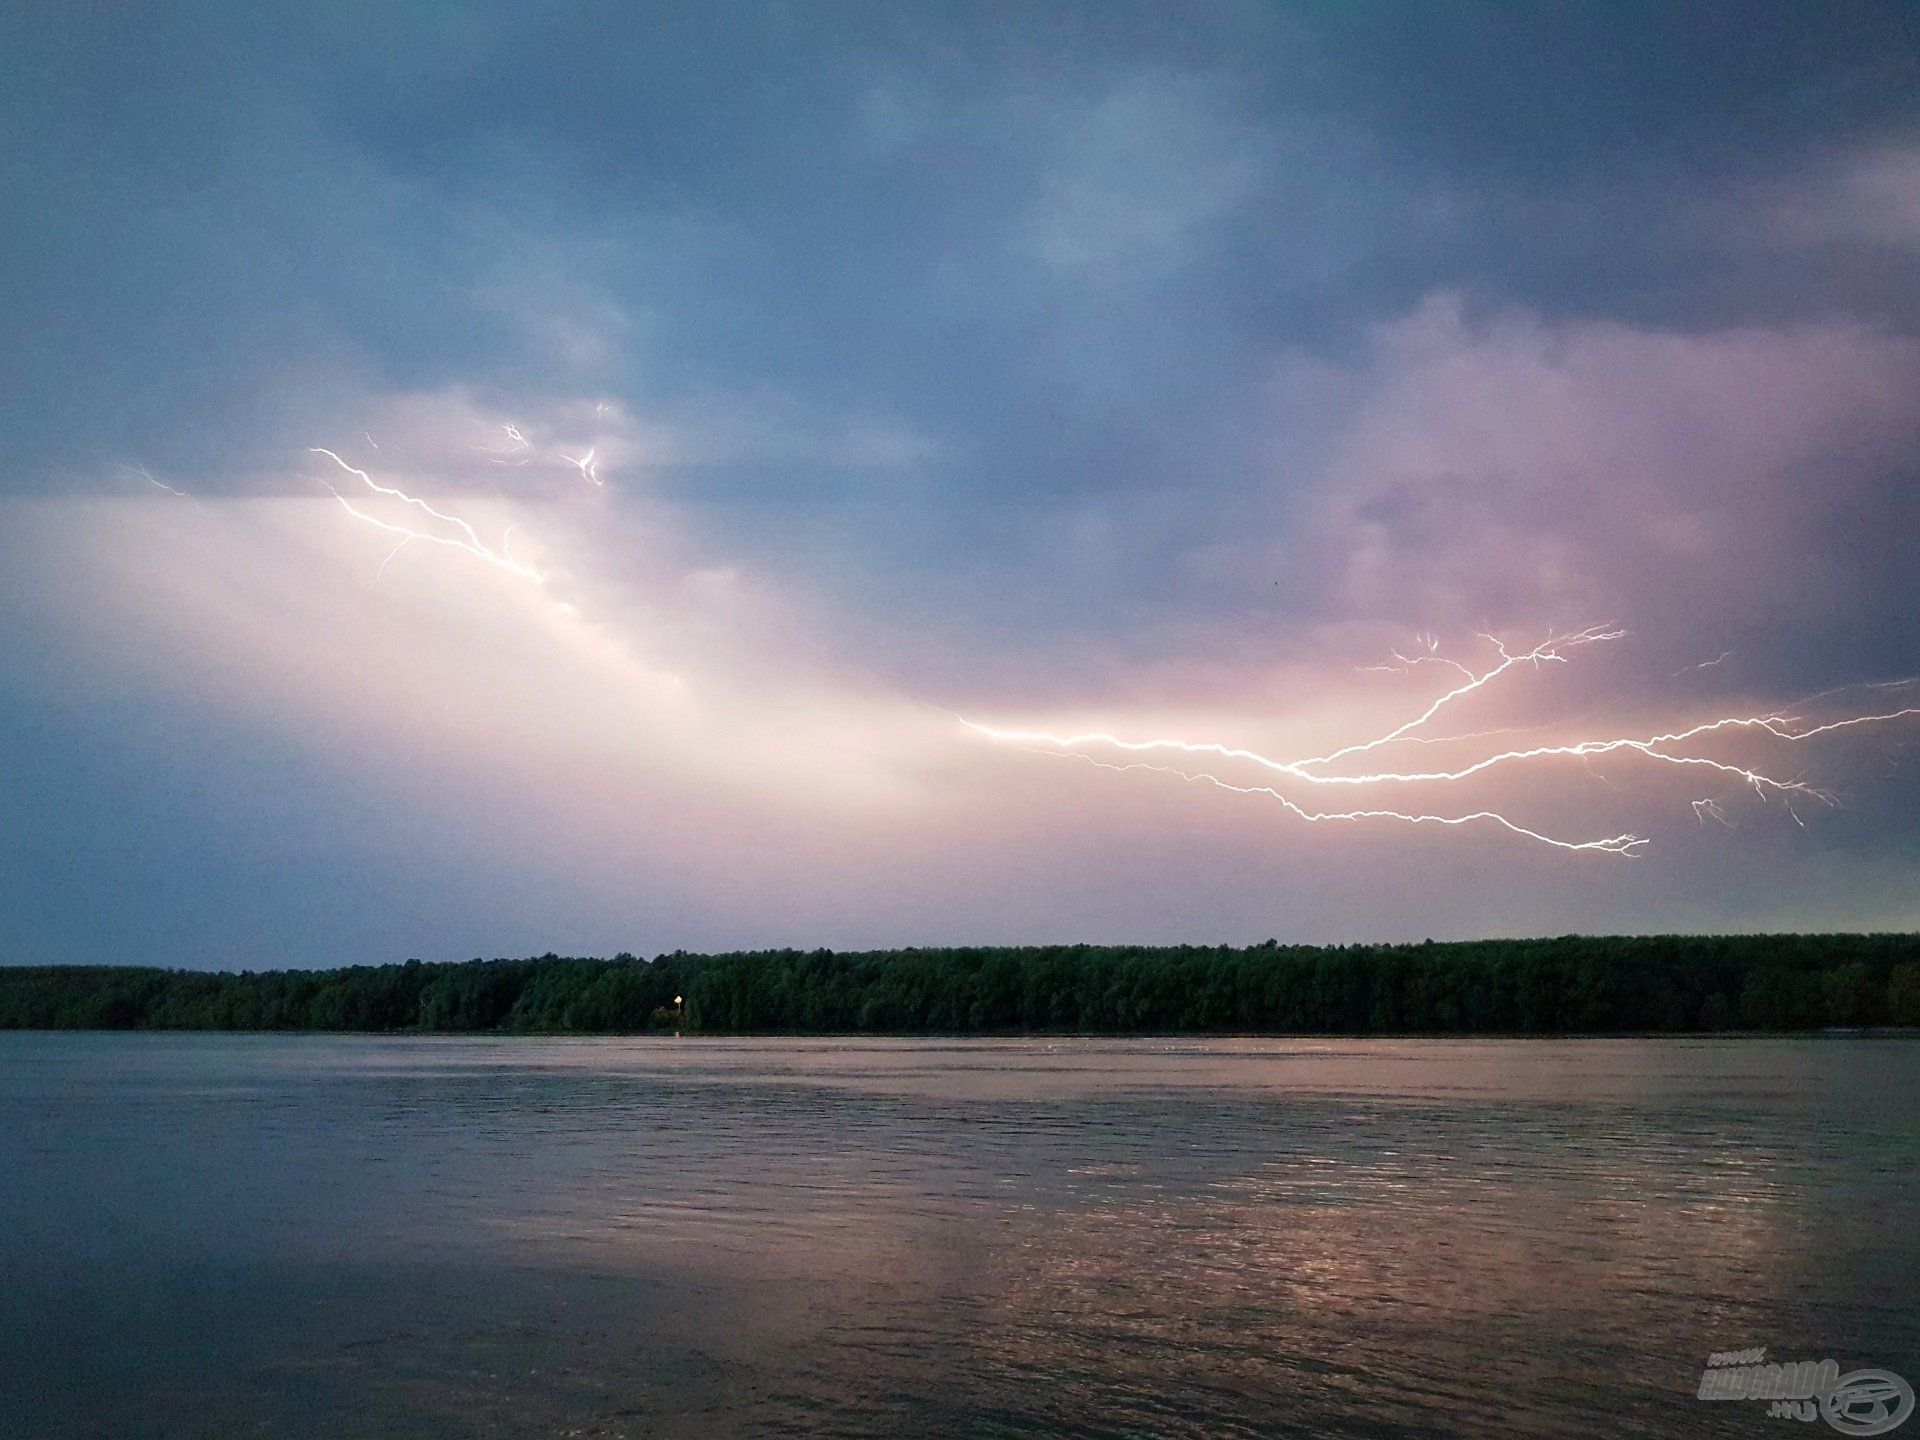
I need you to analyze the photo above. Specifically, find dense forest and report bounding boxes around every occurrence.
[3,935,1918,1035]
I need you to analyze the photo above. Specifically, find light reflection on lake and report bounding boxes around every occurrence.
[1,1035,1914,1438]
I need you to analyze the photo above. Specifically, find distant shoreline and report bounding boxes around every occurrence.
[5,935,1917,1036]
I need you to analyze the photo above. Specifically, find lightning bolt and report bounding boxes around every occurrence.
[1674,647,1735,677]
[1300,625,1624,769]
[308,447,542,583]
[1048,750,1648,854]
[127,462,187,497]
[465,424,607,484]
[473,424,533,467]
[966,629,1920,855]
[1692,797,1732,827]
[560,447,602,485]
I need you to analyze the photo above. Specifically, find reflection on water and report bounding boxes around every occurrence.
[1,1035,1914,1438]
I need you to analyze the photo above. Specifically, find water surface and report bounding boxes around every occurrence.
[2,1035,1914,1437]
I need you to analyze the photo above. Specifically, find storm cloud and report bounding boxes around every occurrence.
[4,4,1918,965]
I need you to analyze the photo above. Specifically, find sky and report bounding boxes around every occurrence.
[4,3,1920,968]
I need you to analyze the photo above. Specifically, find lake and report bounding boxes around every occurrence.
[1,1034,1914,1438]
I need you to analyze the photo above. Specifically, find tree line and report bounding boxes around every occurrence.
[3,934,1918,1035]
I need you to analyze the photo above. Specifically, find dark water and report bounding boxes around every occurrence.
[1,1035,1914,1438]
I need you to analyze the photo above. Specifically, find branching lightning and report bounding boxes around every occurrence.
[560,447,602,485]
[1692,797,1732,827]
[474,424,531,466]
[308,447,542,583]
[284,419,1911,863]
[966,628,1920,855]
[1048,749,1648,854]
[468,424,606,484]
[1302,625,1623,769]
